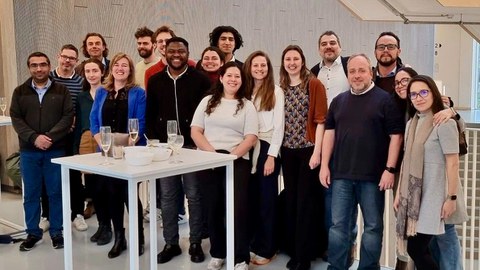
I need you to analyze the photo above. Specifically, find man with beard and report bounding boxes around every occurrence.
[146,37,211,264]
[144,26,196,88]
[320,54,403,270]
[373,32,403,93]
[134,27,159,89]
[10,52,74,251]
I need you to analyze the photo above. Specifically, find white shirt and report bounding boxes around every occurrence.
[317,56,350,106]
[252,85,284,157]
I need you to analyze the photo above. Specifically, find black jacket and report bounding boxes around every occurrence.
[146,66,211,147]
[10,78,74,151]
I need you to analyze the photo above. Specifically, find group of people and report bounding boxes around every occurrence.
[8,23,465,270]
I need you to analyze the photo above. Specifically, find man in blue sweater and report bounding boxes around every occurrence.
[320,54,404,270]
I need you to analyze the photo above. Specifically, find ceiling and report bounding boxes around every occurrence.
[338,0,480,42]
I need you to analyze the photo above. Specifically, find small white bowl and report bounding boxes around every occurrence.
[148,147,172,162]
[123,146,148,155]
[125,152,154,166]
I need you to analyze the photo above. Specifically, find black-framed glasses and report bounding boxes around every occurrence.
[375,44,398,51]
[409,89,430,100]
[29,62,49,68]
[394,77,410,88]
[60,55,77,61]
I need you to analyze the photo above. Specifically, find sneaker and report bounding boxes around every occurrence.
[19,235,42,251]
[251,254,272,265]
[207,257,225,270]
[73,214,88,231]
[234,261,249,270]
[51,235,64,249]
[178,214,187,225]
[144,207,163,225]
[39,217,50,233]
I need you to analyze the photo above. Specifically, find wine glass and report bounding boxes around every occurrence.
[128,118,139,145]
[0,97,7,117]
[169,135,184,164]
[100,126,113,165]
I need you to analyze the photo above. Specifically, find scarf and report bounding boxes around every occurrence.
[396,111,434,256]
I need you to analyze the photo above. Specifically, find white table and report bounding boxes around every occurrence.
[52,149,236,270]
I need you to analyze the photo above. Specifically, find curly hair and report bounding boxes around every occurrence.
[243,51,276,111]
[209,25,243,52]
[81,33,109,58]
[134,26,154,43]
[205,62,246,116]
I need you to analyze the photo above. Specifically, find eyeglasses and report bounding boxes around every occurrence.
[60,55,77,61]
[375,44,398,51]
[409,89,430,100]
[394,77,410,88]
[29,62,49,68]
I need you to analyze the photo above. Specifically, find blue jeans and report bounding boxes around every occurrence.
[430,224,463,270]
[328,179,384,270]
[159,172,202,244]
[20,149,65,238]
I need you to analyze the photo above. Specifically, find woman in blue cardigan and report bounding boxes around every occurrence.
[90,52,146,258]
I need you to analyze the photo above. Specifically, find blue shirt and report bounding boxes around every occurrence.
[31,79,52,103]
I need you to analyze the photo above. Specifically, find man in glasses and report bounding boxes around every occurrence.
[10,52,74,251]
[373,32,404,93]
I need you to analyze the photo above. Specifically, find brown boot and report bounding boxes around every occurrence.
[83,201,95,219]
[395,258,407,270]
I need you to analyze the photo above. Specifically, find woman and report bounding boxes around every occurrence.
[243,51,284,265]
[191,62,258,270]
[196,46,225,85]
[74,58,113,246]
[90,52,146,258]
[279,45,328,270]
[393,68,464,270]
[394,75,459,270]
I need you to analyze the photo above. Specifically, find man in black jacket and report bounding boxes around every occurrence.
[10,52,74,251]
[146,37,211,264]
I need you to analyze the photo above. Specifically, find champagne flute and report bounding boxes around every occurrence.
[0,97,7,117]
[128,118,139,145]
[167,120,178,148]
[100,126,112,165]
[169,135,184,164]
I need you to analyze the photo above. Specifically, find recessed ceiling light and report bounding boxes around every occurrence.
[437,0,480,7]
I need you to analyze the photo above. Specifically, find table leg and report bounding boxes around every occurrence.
[226,162,234,270]
[149,179,157,269]
[128,180,139,270]
[62,166,73,270]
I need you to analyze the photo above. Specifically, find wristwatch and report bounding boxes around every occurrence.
[385,166,396,174]
[447,194,457,200]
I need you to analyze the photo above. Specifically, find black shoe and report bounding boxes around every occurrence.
[292,261,311,270]
[139,231,145,256]
[286,258,297,269]
[188,243,205,263]
[19,235,42,251]
[90,224,104,242]
[108,229,127,259]
[157,244,182,264]
[51,235,64,249]
[96,226,113,246]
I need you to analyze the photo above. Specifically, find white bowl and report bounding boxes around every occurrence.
[125,152,154,166]
[123,146,148,155]
[148,147,172,162]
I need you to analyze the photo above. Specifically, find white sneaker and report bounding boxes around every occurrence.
[178,214,187,225]
[39,217,50,233]
[207,257,225,270]
[234,261,249,270]
[144,207,162,225]
[73,214,88,231]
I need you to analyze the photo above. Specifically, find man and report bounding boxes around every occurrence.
[75,32,110,78]
[320,54,403,270]
[373,31,403,93]
[311,30,356,266]
[209,25,244,66]
[10,52,74,251]
[49,44,88,232]
[146,37,211,264]
[134,26,159,89]
[144,26,196,88]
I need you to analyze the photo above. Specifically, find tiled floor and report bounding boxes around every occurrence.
[0,191,390,270]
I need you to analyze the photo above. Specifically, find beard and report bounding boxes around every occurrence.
[138,48,153,59]
[377,54,397,67]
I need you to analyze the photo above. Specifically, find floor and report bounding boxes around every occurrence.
[0,191,390,270]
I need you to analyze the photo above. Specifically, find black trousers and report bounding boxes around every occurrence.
[199,156,250,264]
[281,146,326,262]
[408,233,439,270]
[86,174,110,226]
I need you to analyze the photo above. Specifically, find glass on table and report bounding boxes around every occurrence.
[100,126,113,165]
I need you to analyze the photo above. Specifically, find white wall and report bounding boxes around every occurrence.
[434,24,474,109]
